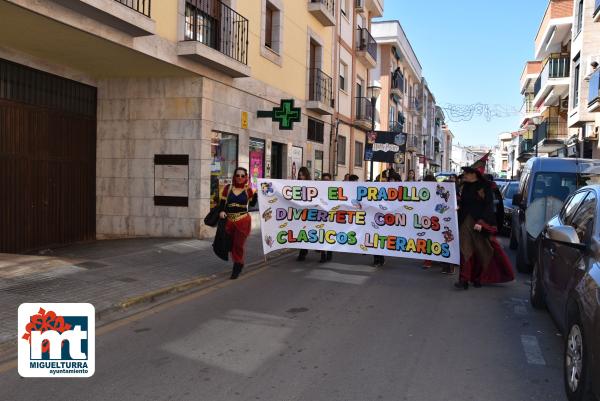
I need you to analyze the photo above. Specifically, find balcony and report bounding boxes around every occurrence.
[50,0,155,36]
[533,54,570,108]
[520,61,543,94]
[406,134,419,152]
[178,0,250,78]
[407,96,421,116]
[535,0,573,60]
[391,71,404,98]
[355,97,374,130]
[594,0,600,22]
[533,117,568,154]
[588,69,600,112]
[356,28,377,69]
[389,121,403,133]
[307,68,334,115]
[308,0,335,26]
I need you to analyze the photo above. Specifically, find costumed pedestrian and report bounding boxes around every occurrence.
[485,174,505,232]
[296,167,312,262]
[455,155,514,290]
[218,167,258,280]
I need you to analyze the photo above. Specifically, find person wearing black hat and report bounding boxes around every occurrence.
[454,164,514,289]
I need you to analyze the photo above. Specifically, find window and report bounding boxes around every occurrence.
[389,106,396,124]
[356,80,363,98]
[337,135,347,165]
[184,1,218,48]
[341,0,348,17]
[314,150,324,180]
[573,55,581,108]
[576,0,584,35]
[308,118,324,143]
[339,62,347,91]
[265,3,275,49]
[354,141,364,167]
[570,191,596,243]
[532,172,579,204]
[210,132,238,209]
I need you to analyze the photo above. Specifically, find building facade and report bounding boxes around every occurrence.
[0,0,350,252]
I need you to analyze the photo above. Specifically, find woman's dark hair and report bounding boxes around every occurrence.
[408,169,416,176]
[298,166,311,180]
[423,174,436,182]
[322,172,332,180]
[233,167,248,176]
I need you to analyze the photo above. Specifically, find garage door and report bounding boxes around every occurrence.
[0,59,96,253]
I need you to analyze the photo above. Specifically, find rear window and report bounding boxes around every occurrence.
[530,173,577,202]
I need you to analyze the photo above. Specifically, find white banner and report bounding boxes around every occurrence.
[257,179,460,265]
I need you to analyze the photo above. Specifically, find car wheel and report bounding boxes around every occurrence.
[509,227,518,250]
[530,262,545,309]
[564,312,594,401]
[516,234,532,274]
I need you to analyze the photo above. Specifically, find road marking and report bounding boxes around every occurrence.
[306,269,369,285]
[521,335,546,366]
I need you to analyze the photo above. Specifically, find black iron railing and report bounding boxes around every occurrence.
[391,71,404,92]
[310,0,335,14]
[588,69,600,107]
[520,138,534,154]
[184,0,249,65]
[114,0,151,17]
[355,97,374,122]
[534,117,568,143]
[522,94,536,114]
[356,28,377,62]
[533,54,570,97]
[309,68,333,106]
[389,121,403,133]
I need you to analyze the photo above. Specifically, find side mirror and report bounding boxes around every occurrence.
[547,225,581,246]
[512,193,522,207]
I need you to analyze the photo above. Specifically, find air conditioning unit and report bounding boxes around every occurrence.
[584,55,600,81]
[560,98,569,111]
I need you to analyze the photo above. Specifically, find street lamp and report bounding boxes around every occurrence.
[367,85,382,181]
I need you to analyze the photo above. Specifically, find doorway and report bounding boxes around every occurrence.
[271,142,285,179]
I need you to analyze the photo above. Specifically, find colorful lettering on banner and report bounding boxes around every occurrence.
[257,180,460,265]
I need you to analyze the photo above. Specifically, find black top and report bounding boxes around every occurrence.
[219,185,258,215]
[459,180,496,226]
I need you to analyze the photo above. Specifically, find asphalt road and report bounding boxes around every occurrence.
[1,239,566,401]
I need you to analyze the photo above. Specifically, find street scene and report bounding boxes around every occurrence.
[1,0,600,400]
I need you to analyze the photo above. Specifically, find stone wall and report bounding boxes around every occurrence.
[96,77,204,239]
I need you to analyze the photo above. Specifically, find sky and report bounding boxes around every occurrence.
[378,0,548,147]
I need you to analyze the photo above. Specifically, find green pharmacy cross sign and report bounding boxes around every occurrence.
[257,99,301,130]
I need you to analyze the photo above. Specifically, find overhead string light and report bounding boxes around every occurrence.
[441,103,520,122]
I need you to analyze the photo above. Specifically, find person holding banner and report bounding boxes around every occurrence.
[406,169,416,182]
[319,173,334,263]
[455,164,514,290]
[296,167,312,262]
[218,167,258,279]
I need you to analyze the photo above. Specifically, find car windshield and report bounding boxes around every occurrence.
[503,182,518,200]
[531,173,578,202]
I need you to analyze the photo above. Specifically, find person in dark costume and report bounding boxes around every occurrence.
[296,167,312,262]
[485,174,505,232]
[455,159,514,290]
[218,167,257,279]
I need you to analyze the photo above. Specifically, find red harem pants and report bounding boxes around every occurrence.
[225,214,251,264]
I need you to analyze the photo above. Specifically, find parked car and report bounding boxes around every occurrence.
[530,185,600,401]
[512,157,600,273]
[499,180,518,239]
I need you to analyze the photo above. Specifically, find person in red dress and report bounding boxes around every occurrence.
[455,160,514,290]
[219,167,257,279]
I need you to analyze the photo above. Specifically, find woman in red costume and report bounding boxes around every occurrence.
[219,167,257,279]
[454,165,514,290]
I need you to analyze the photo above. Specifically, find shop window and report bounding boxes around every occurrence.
[210,132,238,209]
[314,150,324,180]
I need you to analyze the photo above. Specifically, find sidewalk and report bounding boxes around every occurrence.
[0,230,282,351]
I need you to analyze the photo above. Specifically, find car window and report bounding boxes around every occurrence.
[560,191,588,225]
[531,172,577,203]
[569,191,596,243]
[520,171,529,201]
[503,182,518,200]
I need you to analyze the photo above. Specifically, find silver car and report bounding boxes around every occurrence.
[531,185,600,401]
